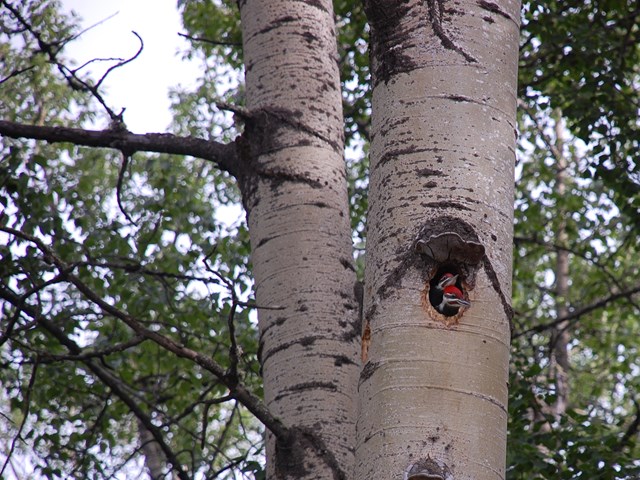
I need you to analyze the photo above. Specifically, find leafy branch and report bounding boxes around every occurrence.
[514,283,640,339]
[0,224,288,442]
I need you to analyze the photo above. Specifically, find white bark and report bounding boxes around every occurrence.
[238,1,359,478]
[357,1,520,479]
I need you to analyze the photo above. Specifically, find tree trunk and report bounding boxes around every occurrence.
[357,1,520,479]
[137,418,171,480]
[237,1,360,478]
[550,111,570,417]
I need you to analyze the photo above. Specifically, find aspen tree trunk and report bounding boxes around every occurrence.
[237,1,360,478]
[550,112,570,417]
[357,1,520,479]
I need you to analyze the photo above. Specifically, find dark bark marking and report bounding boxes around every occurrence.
[236,103,344,214]
[477,0,518,24]
[333,354,357,367]
[421,201,472,211]
[298,0,330,13]
[359,360,380,385]
[363,0,419,85]
[445,94,473,103]
[343,284,362,343]
[264,167,326,190]
[363,303,377,328]
[255,15,297,37]
[373,254,420,307]
[256,234,276,248]
[481,253,514,337]
[261,335,322,365]
[340,257,356,271]
[274,381,337,402]
[418,168,445,177]
[300,336,315,346]
[275,431,310,478]
[426,0,478,63]
[378,146,446,168]
[276,424,347,480]
[342,316,361,343]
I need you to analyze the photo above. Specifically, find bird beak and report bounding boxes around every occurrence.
[447,297,470,308]
[437,274,458,289]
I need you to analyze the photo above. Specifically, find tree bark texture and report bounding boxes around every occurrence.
[237,1,360,478]
[358,1,520,479]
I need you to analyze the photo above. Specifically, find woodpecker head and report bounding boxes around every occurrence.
[436,285,471,315]
[436,273,459,291]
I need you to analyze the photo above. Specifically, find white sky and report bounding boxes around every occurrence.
[60,0,200,133]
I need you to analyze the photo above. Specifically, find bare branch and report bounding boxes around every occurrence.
[227,296,241,385]
[94,31,143,92]
[63,11,120,45]
[0,65,35,84]
[178,32,242,47]
[115,152,137,224]
[514,283,640,338]
[0,120,239,176]
[35,335,147,364]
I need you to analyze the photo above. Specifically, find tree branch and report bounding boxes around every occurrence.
[0,283,191,480]
[0,224,288,440]
[0,120,240,176]
[514,283,640,338]
[0,355,39,479]
[178,32,242,47]
[616,396,640,452]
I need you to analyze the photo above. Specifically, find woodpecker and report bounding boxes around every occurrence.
[429,273,471,316]
[437,285,471,316]
[436,273,458,290]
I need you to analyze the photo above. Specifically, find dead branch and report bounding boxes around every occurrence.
[178,32,242,47]
[1,1,137,122]
[0,120,239,176]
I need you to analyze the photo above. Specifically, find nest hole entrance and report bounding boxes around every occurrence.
[423,264,470,324]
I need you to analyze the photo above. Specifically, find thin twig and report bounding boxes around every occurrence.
[0,65,35,84]
[178,32,241,47]
[0,355,39,478]
[115,151,137,224]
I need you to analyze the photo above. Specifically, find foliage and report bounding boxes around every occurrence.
[519,1,640,224]
[509,1,640,473]
[1,1,259,478]
[0,0,639,479]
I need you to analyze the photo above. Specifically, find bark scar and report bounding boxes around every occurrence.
[482,253,514,337]
[426,0,478,63]
[477,0,519,26]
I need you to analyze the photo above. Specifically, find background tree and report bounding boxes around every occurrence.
[1,0,639,479]
[508,2,640,478]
